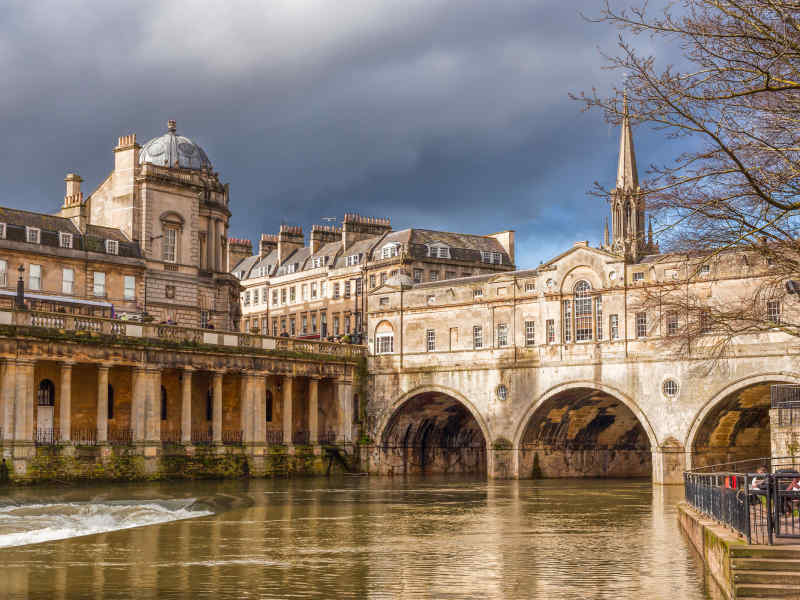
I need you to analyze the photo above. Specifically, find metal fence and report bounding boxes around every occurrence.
[772,383,800,426]
[685,456,800,545]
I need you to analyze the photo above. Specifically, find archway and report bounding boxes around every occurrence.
[379,390,488,476]
[688,378,791,469]
[518,386,653,479]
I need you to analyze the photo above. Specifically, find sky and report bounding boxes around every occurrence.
[0,0,676,270]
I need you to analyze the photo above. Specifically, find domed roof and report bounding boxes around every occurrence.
[139,120,212,170]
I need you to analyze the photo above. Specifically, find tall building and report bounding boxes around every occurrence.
[232,214,515,338]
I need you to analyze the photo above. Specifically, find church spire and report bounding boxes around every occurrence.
[616,94,639,191]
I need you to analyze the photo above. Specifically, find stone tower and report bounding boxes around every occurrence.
[607,98,647,262]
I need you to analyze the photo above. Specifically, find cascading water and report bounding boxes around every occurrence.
[0,499,212,548]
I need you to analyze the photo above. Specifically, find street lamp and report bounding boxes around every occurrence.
[14,264,25,309]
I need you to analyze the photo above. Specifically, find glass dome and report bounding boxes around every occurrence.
[139,120,212,171]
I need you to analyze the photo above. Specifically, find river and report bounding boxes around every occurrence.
[0,477,715,599]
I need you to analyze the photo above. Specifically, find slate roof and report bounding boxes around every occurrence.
[303,240,341,271]
[371,228,512,265]
[275,247,311,276]
[333,237,382,269]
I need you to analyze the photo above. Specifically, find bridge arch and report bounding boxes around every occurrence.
[513,381,657,479]
[375,385,491,476]
[685,372,800,469]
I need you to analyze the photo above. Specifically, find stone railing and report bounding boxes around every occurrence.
[3,309,366,360]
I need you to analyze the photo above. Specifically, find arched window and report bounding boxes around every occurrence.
[574,280,593,342]
[37,379,55,406]
[161,386,167,421]
[266,390,273,423]
[375,320,394,354]
[108,384,115,420]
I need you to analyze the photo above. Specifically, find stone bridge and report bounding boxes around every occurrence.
[364,339,800,484]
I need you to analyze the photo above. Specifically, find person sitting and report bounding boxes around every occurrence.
[750,466,768,491]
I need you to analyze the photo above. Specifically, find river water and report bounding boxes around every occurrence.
[0,477,715,599]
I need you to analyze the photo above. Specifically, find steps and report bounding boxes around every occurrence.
[730,548,800,599]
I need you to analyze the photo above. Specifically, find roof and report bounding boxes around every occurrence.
[276,246,311,276]
[0,207,80,235]
[334,237,380,269]
[373,228,512,265]
[139,120,212,171]
[303,240,341,271]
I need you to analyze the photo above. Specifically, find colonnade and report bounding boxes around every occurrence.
[0,358,355,453]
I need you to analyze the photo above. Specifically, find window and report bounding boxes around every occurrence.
[311,313,317,333]
[427,244,450,259]
[124,276,135,301]
[286,263,297,274]
[497,323,509,347]
[92,271,106,297]
[346,254,361,266]
[320,312,327,336]
[473,325,483,349]
[302,315,308,334]
[562,300,572,343]
[376,334,394,354]
[344,315,351,334]
[290,317,296,336]
[272,318,278,336]
[767,300,781,324]
[266,390,273,422]
[525,282,535,293]
[320,282,326,297]
[445,271,457,280]
[474,288,483,298]
[333,283,340,299]
[546,319,555,344]
[272,290,278,305]
[243,291,251,306]
[429,271,439,282]
[289,286,296,302]
[355,279,363,295]
[105,239,119,255]
[610,314,619,339]
[633,272,644,282]
[344,281,351,298]
[253,288,260,305]
[302,284,308,301]
[426,329,436,352]
[413,269,423,284]
[280,317,286,333]
[636,312,647,338]
[163,228,177,263]
[390,270,398,278]
[333,315,340,335]
[29,264,41,291]
[663,379,679,398]
[201,311,210,329]
[161,387,168,421]
[0,260,6,287]
[480,250,502,264]
[595,296,603,340]
[311,282,317,298]
[107,385,114,420]
[312,257,324,268]
[574,281,592,342]
[379,297,389,306]
[666,312,678,336]
[0,223,6,239]
[59,232,73,249]
[382,244,401,259]
[26,227,40,244]
[699,264,710,275]
[370,274,377,288]
[525,320,535,346]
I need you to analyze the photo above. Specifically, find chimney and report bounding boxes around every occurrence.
[342,213,392,250]
[59,173,87,232]
[259,233,278,258]
[278,225,304,266]
[112,133,140,241]
[227,238,253,272]
[310,224,342,254]
[487,230,515,266]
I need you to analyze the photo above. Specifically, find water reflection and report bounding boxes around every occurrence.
[0,478,711,599]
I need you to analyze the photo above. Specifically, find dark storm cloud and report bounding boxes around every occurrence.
[0,0,672,268]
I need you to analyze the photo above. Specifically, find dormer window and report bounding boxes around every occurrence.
[26,227,40,244]
[312,257,324,269]
[345,254,361,267]
[427,243,450,259]
[59,232,73,249]
[480,250,502,264]
[286,263,296,274]
[382,243,401,259]
[105,240,119,255]
[525,282,535,293]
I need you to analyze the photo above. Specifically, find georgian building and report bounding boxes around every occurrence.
[0,121,242,328]
[231,214,515,339]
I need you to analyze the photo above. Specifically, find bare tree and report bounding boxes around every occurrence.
[575,0,800,351]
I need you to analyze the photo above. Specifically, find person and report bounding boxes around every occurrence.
[750,466,768,491]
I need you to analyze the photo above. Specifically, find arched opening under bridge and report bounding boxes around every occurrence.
[690,381,776,469]
[379,391,487,476]
[519,387,652,479]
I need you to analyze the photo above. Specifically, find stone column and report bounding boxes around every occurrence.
[1,359,16,442]
[181,368,193,444]
[214,219,222,272]
[309,378,320,444]
[336,379,353,443]
[132,367,146,442]
[14,360,34,443]
[207,217,214,272]
[96,365,109,443]
[212,371,223,443]
[240,374,251,443]
[282,376,293,446]
[59,362,72,442]
[146,368,162,443]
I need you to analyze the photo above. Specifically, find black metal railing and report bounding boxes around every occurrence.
[160,428,182,444]
[34,428,60,445]
[70,428,98,445]
[266,430,284,445]
[108,428,133,445]
[222,430,243,445]
[318,431,338,444]
[292,431,310,445]
[191,428,213,445]
[771,384,800,426]
[685,456,800,544]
